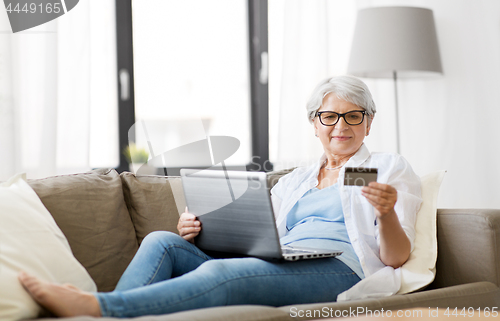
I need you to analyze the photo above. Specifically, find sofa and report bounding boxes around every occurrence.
[23,168,500,320]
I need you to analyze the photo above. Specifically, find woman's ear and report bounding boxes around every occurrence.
[366,115,374,136]
[313,118,319,137]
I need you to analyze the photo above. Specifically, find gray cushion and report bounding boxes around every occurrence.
[120,173,185,245]
[119,169,295,246]
[430,209,500,289]
[266,168,295,190]
[28,169,138,292]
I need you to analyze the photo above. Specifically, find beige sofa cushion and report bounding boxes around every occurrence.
[432,209,500,289]
[28,169,138,292]
[118,169,293,247]
[120,169,293,246]
[267,168,296,189]
[120,173,186,245]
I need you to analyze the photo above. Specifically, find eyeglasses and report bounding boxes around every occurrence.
[315,110,366,126]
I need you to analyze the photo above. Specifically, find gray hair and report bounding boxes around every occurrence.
[306,75,376,123]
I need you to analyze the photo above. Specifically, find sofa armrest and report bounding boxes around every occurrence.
[429,208,500,289]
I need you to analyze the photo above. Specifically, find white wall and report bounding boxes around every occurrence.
[270,0,500,209]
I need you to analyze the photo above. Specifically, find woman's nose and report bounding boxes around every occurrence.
[335,116,350,129]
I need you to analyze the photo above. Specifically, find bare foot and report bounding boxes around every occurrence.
[18,271,101,317]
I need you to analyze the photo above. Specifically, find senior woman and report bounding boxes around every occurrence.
[18,75,422,317]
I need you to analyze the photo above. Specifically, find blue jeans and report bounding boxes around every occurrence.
[94,231,360,317]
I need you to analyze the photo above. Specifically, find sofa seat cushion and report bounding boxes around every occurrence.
[120,173,186,245]
[279,281,500,316]
[28,169,138,292]
[39,305,292,321]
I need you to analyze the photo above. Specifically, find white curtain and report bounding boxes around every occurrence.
[269,0,500,209]
[0,0,118,181]
[269,0,358,170]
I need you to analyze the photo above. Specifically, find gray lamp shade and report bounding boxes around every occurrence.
[348,6,443,78]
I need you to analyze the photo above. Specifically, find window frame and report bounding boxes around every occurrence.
[114,0,271,174]
[115,0,136,174]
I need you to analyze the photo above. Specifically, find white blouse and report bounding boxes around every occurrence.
[270,144,422,300]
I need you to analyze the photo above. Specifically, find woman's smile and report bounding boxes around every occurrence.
[331,135,352,141]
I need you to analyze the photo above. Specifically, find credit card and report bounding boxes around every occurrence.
[344,167,378,186]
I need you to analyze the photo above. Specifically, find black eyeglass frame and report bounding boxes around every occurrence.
[315,110,367,126]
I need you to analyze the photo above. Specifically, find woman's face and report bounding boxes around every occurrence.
[314,93,371,158]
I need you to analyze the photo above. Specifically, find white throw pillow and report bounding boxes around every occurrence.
[398,170,446,294]
[0,174,97,321]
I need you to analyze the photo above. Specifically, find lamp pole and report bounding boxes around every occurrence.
[393,71,401,154]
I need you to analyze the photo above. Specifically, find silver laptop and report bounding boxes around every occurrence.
[180,169,342,261]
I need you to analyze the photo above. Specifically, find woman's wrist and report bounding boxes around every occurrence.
[377,208,411,268]
[376,207,397,221]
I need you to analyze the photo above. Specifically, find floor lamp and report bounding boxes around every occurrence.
[347,6,443,154]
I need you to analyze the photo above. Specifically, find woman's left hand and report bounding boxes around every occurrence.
[361,182,398,218]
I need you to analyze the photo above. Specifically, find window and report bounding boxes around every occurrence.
[130,0,252,169]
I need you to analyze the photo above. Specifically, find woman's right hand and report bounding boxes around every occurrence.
[177,208,201,243]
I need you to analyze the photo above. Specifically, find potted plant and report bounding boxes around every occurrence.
[123,143,156,175]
